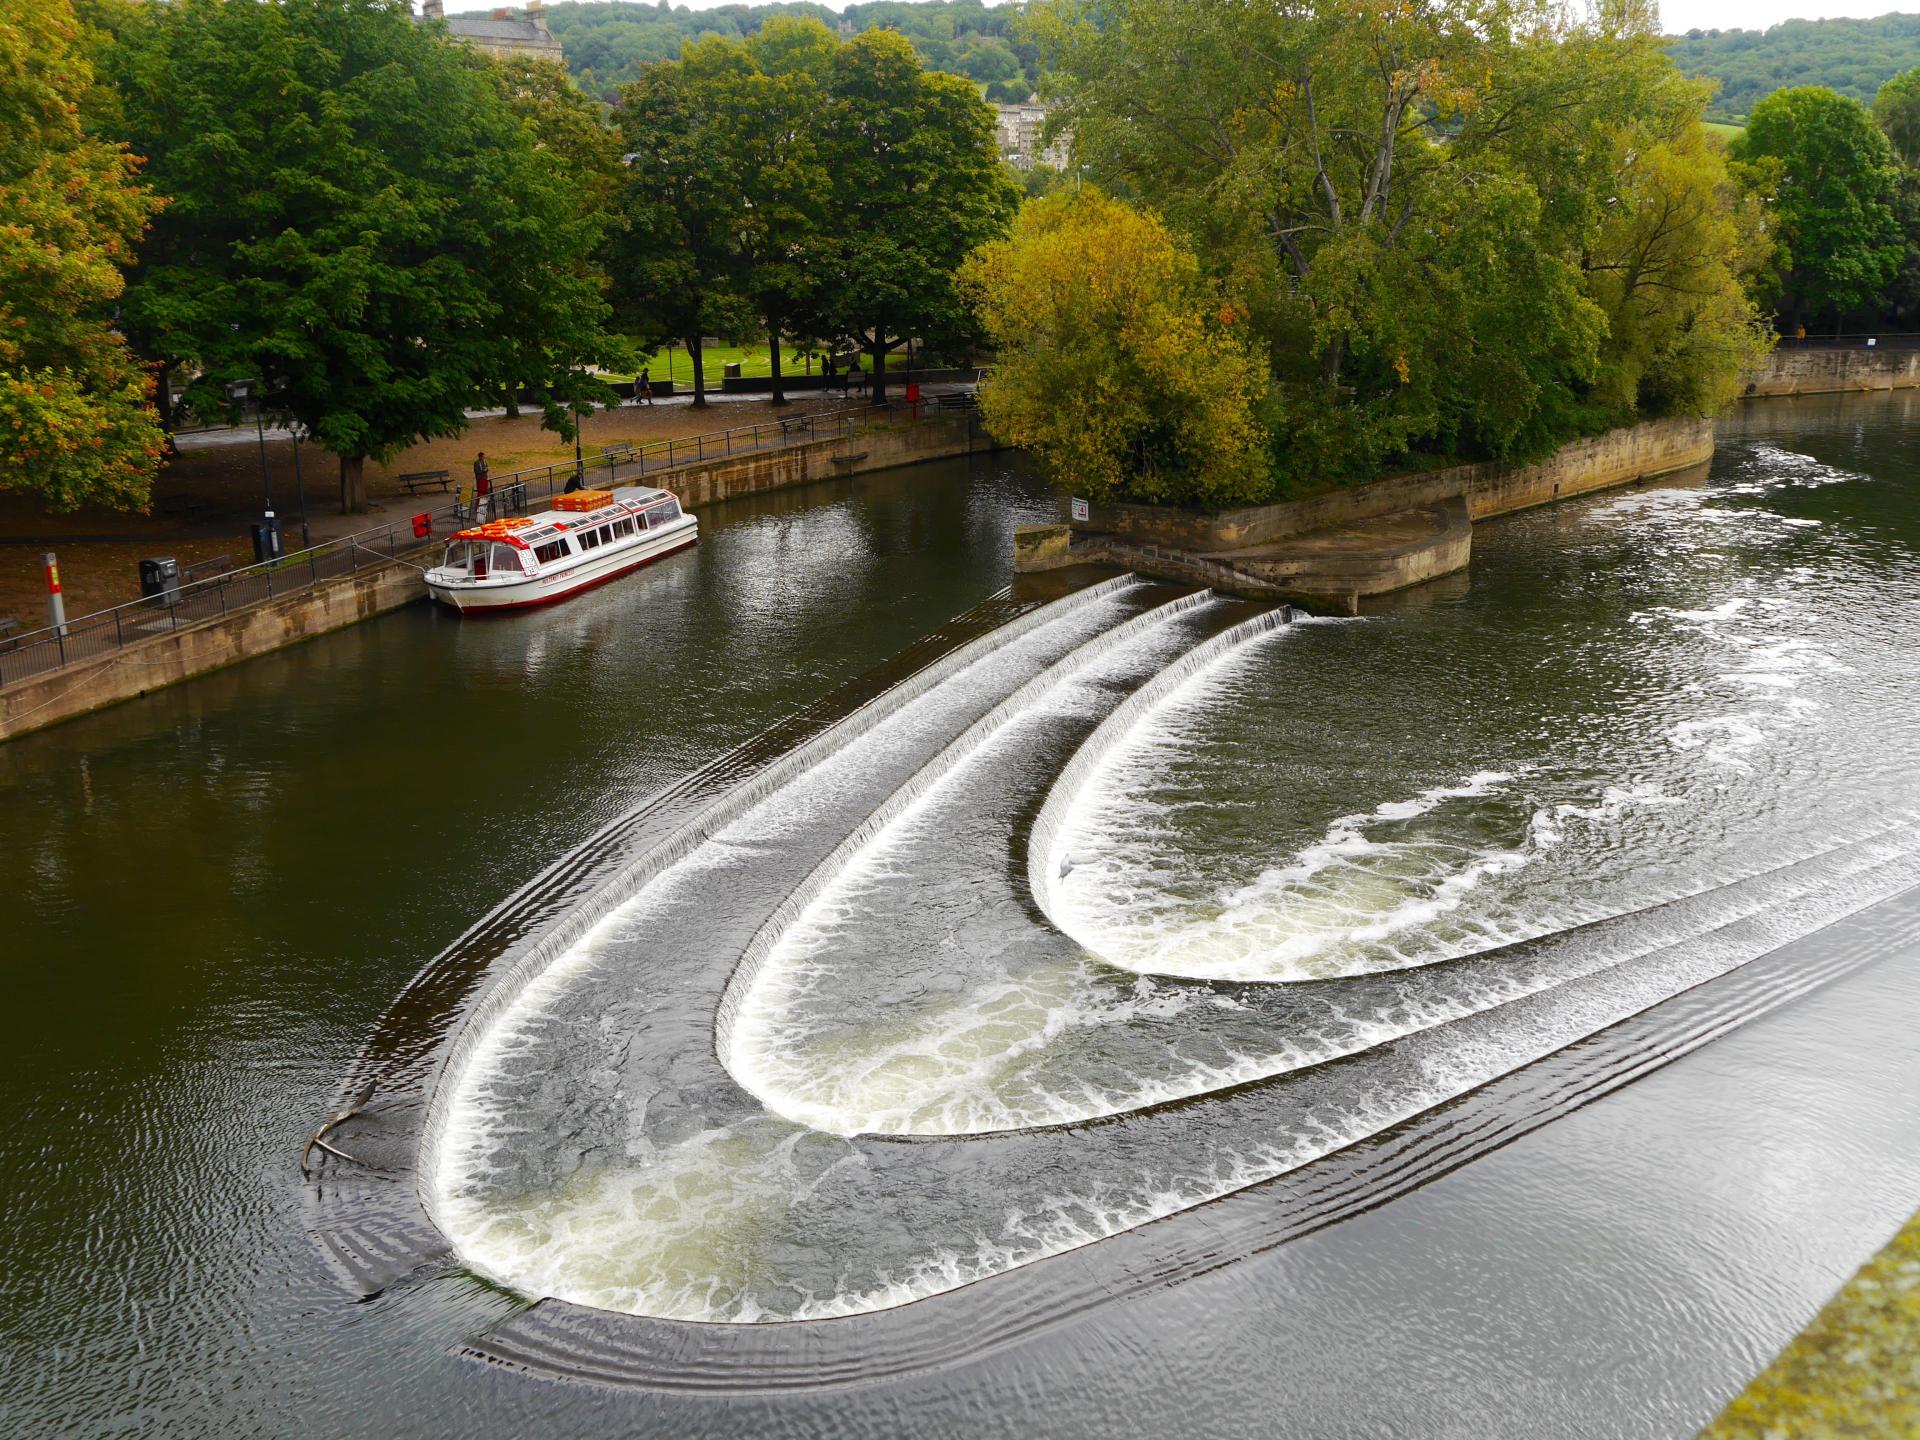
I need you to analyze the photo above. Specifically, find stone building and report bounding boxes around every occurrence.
[418,1,565,63]
[993,101,1071,171]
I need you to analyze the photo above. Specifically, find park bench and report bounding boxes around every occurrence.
[0,616,18,651]
[156,493,206,520]
[398,470,453,496]
[776,414,813,440]
[183,555,234,585]
[600,442,634,463]
[936,392,977,412]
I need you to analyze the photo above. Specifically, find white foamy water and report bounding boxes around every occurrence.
[427,435,1920,1325]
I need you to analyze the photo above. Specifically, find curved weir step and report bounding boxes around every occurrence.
[305,574,1140,1294]
[456,875,1920,1392]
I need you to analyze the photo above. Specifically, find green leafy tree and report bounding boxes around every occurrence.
[488,55,632,422]
[963,189,1272,507]
[109,0,626,511]
[1873,65,1920,165]
[1034,0,1772,483]
[611,50,752,408]
[0,0,164,511]
[817,30,1019,402]
[1734,86,1903,329]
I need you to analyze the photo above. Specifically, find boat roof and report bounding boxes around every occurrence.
[449,488,683,547]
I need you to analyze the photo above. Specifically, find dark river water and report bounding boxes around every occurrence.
[4,397,1919,1438]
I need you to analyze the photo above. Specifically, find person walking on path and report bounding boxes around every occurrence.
[637,368,654,406]
[472,451,491,522]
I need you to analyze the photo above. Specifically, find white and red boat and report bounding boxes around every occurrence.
[423,486,697,614]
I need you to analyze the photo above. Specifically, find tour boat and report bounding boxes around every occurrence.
[422,486,697,614]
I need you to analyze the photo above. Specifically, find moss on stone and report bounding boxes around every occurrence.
[1701,1209,1920,1438]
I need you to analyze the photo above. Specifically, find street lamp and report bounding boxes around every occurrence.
[268,377,312,549]
[226,377,280,560]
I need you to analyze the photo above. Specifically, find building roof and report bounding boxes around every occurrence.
[446,17,547,41]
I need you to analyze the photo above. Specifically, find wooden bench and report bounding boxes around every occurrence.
[183,555,234,585]
[776,414,813,439]
[398,470,453,495]
[0,616,19,650]
[600,442,634,463]
[157,493,206,519]
[936,392,976,411]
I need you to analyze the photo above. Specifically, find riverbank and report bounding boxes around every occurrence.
[0,409,994,742]
[1702,1205,1920,1437]
[1019,416,1714,610]
[1746,342,1920,396]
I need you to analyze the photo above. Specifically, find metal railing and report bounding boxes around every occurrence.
[1772,332,1920,349]
[0,395,975,690]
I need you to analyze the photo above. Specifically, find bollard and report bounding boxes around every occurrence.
[45,551,67,637]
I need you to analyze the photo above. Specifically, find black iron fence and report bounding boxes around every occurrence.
[1,396,975,691]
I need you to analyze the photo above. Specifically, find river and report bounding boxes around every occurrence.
[3,396,1918,1437]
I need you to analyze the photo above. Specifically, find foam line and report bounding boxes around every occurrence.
[716,587,1230,1120]
[418,575,1140,1225]
[1027,605,1309,958]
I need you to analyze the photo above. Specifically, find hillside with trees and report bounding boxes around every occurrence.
[524,0,1041,102]
[1665,14,1920,122]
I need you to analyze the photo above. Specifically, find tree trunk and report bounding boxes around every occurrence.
[688,333,707,407]
[769,326,786,406]
[339,454,367,515]
[502,386,520,419]
[869,321,889,405]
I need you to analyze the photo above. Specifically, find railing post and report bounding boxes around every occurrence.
[114,609,123,647]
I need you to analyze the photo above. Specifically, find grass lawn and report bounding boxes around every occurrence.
[608,343,920,387]
[1704,120,1744,141]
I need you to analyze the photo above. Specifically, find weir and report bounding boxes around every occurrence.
[303,427,1920,1386]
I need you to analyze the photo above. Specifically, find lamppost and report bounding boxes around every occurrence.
[269,377,312,549]
[226,377,281,560]
[224,378,271,510]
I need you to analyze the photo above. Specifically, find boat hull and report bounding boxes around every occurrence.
[424,525,697,615]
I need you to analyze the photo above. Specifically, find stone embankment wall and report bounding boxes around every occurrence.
[668,413,984,507]
[1066,416,1714,555]
[1745,345,1920,397]
[0,556,424,742]
[0,412,996,743]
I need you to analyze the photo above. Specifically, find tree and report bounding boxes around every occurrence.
[0,0,164,511]
[1033,0,1772,482]
[610,50,749,408]
[1734,86,1902,329]
[488,55,632,424]
[816,30,1020,402]
[963,189,1272,507]
[109,0,626,512]
[1873,65,1920,164]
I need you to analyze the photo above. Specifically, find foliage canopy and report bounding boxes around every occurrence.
[0,0,164,511]
[963,189,1271,507]
[1022,0,1768,497]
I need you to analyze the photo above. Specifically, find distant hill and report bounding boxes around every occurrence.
[1664,13,1920,121]
[507,1,1041,103]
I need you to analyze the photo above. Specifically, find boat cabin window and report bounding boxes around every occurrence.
[578,527,601,551]
[442,541,474,574]
[489,544,525,573]
[596,524,615,546]
[645,498,681,525]
[534,539,569,564]
[613,517,636,539]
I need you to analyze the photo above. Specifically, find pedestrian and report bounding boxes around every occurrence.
[472,450,491,521]
[638,367,654,406]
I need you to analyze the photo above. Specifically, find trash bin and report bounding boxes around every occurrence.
[139,556,182,606]
[723,361,743,380]
[250,510,282,564]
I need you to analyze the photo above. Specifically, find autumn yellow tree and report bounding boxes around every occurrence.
[0,0,164,510]
[961,189,1272,507]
